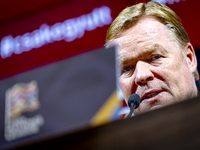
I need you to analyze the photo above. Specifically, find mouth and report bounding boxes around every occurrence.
[141,91,162,101]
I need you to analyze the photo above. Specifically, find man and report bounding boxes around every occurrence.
[105,1,199,115]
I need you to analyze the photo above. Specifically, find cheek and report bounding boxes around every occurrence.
[118,77,133,100]
[158,57,181,79]
[158,57,187,91]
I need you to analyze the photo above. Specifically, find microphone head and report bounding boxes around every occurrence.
[128,94,140,109]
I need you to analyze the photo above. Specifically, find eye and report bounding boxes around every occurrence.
[124,66,132,72]
[148,54,161,61]
[122,65,134,73]
[153,55,161,59]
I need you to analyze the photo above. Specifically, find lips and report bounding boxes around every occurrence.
[141,90,162,101]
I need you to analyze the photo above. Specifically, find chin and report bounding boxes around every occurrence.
[135,104,164,114]
[150,105,163,111]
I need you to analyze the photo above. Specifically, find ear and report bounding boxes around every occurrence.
[185,43,197,73]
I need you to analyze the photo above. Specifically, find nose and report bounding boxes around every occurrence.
[134,61,154,86]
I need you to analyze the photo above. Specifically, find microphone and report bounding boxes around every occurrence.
[125,94,140,118]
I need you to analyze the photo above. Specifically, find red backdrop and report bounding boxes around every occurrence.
[0,0,200,80]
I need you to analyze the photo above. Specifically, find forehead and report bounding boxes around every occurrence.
[115,16,172,47]
[113,16,178,61]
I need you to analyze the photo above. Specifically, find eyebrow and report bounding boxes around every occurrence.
[117,44,168,65]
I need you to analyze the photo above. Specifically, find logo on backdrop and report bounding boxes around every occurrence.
[0,5,112,59]
[4,80,44,141]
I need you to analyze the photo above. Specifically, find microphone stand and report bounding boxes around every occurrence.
[125,103,135,118]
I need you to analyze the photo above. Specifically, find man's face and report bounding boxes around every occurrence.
[115,16,197,115]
